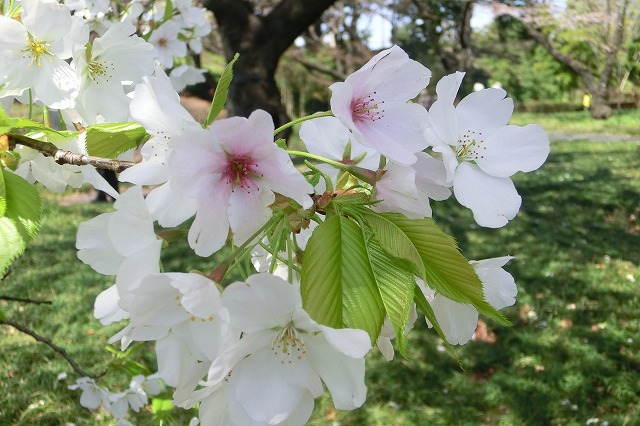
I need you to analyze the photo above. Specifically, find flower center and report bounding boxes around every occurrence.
[157,38,168,48]
[87,60,113,82]
[271,323,306,364]
[456,129,486,162]
[224,154,260,191]
[351,92,384,123]
[23,37,52,66]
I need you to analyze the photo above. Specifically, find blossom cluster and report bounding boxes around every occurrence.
[0,0,210,193]
[0,2,551,424]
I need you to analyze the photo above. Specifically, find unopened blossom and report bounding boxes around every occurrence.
[0,0,86,108]
[329,45,431,165]
[76,186,161,325]
[119,67,200,227]
[74,21,155,122]
[427,72,550,227]
[149,19,187,68]
[168,109,313,257]
[416,256,517,345]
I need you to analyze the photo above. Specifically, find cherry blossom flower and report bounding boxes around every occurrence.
[76,186,161,325]
[149,19,187,68]
[329,45,432,165]
[0,0,86,108]
[169,64,207,92]
[416,256,517,345]
[427,72,550,227]
[120,67,199,227]
[202,274,371,425]
[168,110,313,257]
[74,21,155,122]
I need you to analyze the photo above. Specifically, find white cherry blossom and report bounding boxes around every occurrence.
[427,72,550,227]
[149,19,187,68]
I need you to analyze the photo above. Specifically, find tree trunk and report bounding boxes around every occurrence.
[204,0,337,131]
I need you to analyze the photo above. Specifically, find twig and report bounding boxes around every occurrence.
[1,319,99,378]
[0,295,53,305]
[8,133,135,173]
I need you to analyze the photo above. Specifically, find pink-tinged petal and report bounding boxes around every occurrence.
[330,80,358,127]
[145,182,197,227]
[211,109,274,156]
[228,181,275,246]
[453,162,521,228]
[358,124,417,165]
[363,101,429,153]
[476,124,550,178]
[365,49,432,101]
[428,72,464,146]
[305,333,368,410]
[187,178,232,257]
[429,294,478,345]
[228,346,311,424]
[76,213,124,275]
[253,148,313,208]
[455,88,513,138]
[222,274,301,333]
[317,325,372,358]
[155,333,199,387]
[472,257,517,310]
[94,285,128,325]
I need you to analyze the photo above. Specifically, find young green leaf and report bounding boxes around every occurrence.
[381,213,510,326]
[85,122,149,159]
[0,169,5,217]
[0,170,42,276]
[300,215,385,341]
[205,53,239,126]
[363,228,416,357]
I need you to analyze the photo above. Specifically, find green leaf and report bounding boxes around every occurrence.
[363,227,415,357]
[151,398,174,413]
[85,122,149,159]
[382,213,510,326]
[0,169,5,217]
[362,211,425,278]
[301,215,385,341]
[0,169,42,276]
[0,105,15,134]
[205,53,239,126]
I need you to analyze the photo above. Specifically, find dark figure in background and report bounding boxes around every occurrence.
[95,169,119,202]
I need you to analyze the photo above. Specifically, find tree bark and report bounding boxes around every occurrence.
[204,0,337,130]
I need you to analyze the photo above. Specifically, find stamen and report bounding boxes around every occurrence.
[456,129,485,161]
[351,92,384,123]
[271,324,306,364]
[23,38,52,67]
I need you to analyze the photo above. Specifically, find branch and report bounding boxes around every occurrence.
[0,295,52,305]
[8,133,135,173]
[1,319,101,378]
[286,50,346,81]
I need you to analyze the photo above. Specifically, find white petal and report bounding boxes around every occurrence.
[222,274,301,333]
[428,72,464,146]
[473,257,517,310]
[453,162,521,228]
[94,285,128,325]
[187,179,232,257]
[80,166,120,199]
[373,162,430,218]
[228,182,274,246]
[170,273,222,318]
[155,333,199,387]
[429,294,478,345]
[145,182,197,227]
[455,88,513,138]
[305,333,367,410]
[318,325,372,358]
[76,213,124,275]
[476,124,550,177]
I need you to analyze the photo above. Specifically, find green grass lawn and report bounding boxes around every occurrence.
[510,110,640,137]
[1,138,639,425]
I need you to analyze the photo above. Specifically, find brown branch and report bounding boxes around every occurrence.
[0,295,53,305]
[8,133,135,173]
[1,319,100,378]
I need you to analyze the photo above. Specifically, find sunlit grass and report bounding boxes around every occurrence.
[511,109,640,137]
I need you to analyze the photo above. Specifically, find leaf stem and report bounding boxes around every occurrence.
[274,111,333,136]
